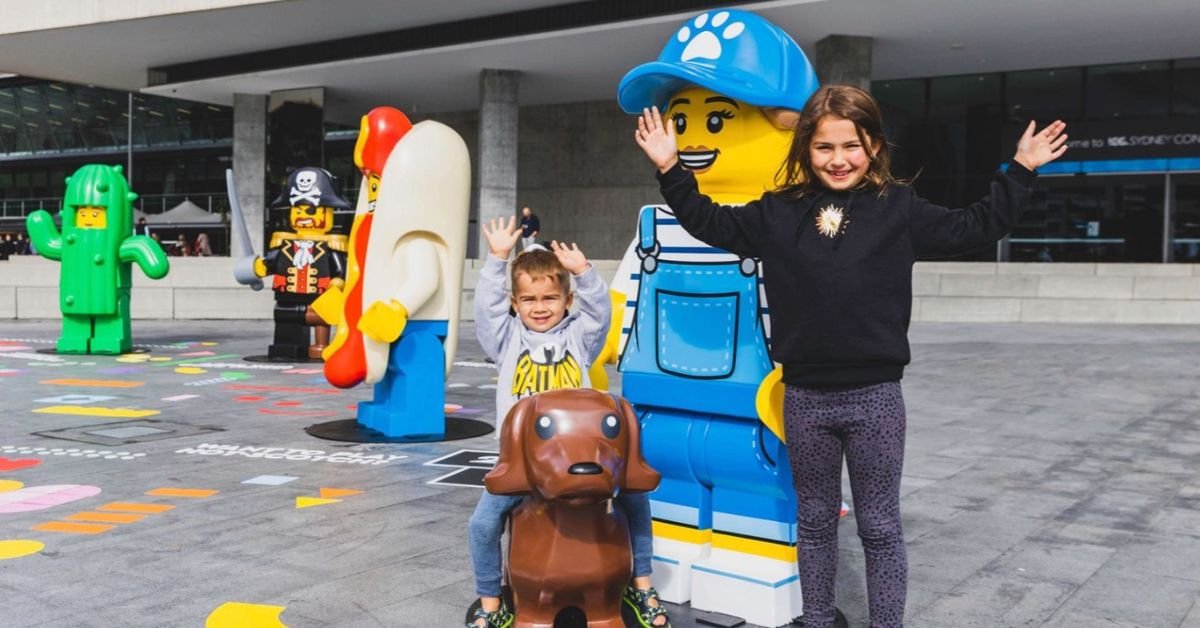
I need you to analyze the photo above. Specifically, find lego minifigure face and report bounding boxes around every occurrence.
[290,204,334,235]
[664,86,793,200]
[74,206,107,229]
[364,173,381,212]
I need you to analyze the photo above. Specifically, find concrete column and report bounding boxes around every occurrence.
[475,69,519,259]
[233,93,267,253]
[816,35,873,92]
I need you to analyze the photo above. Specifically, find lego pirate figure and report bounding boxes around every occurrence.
[315,107,471,440]
[610,9,818,626]
[26,164,169,354]
[254,167,350,360]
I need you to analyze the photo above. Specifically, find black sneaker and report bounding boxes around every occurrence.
[622,585,671,627]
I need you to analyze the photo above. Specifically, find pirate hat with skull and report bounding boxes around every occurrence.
[271,167,353,210]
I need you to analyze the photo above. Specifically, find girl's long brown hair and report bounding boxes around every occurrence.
[776,84,898,196]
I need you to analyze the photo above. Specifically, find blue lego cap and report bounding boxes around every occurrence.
[618,9,818,113]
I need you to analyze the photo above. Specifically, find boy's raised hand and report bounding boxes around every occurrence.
[634,106,679,174]
[1014,120,1068,171]
[551,240,589,275]
[483,216,522,259]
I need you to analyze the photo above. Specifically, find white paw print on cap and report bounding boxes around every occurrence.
[676,11,747,62]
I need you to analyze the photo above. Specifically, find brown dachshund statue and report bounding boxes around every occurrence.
[485,389,661,628]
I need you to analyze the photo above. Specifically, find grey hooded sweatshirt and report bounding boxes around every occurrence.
[474,254,611,434]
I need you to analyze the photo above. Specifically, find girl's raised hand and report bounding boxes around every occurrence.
[551,240,590,275]
[1014,120,1068,171]
[634,106,679,173]
[483,216,521,259]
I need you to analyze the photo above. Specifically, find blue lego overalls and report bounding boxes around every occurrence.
[619,206,796,546]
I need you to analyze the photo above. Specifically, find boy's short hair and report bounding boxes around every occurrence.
[510,249,570,294]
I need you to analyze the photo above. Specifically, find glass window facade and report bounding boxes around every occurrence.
[873,57,1200,263]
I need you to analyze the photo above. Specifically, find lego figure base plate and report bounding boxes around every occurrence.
[305,417,492,443]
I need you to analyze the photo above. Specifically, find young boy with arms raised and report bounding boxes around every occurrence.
[466,216,669,628]
[635,84,1067,628]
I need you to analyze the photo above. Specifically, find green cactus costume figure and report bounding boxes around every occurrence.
[26,164,170,354]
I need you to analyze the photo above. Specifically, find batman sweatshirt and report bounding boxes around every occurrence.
[657,160,1037,388]
[474,254,611,432]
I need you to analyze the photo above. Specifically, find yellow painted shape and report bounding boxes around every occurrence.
[116,355,151,363]
[0,480,24,493]
[40,378,144,388]
[756,365,786,442]
[174,367,208,375]
[33,521,114,535]
[206,602,287,628]
[296,496,341,509]
[319,488,362,499]
[0,539,44,560]
[149,357,171,362]
[146,488,218,498]
[201,342,218,347]
[712,531,798,563]
[33,405,160,419]
[66,511,146,524]
[97,502,175,514]
[652,520,712,545]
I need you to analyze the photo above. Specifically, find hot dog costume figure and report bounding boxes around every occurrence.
[316,107,471,440]
[249,168,350,361]
[613,10,818,626]
[26,164,169,354]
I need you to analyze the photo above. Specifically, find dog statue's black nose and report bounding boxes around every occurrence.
[568,462,603,475]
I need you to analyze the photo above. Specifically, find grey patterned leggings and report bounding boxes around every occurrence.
[784,382,908,628]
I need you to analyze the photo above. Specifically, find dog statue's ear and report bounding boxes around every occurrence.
[615,395,660,493]
[484,395,535,495]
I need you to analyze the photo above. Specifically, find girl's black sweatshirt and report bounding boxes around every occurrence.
[656,160,1037,388]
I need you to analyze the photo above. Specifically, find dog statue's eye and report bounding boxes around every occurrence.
[535,415,555,440]
[601,414,620,439]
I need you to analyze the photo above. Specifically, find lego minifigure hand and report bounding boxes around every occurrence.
[358,299,408,343]
[756,366,786,443]
[311,285,345,325]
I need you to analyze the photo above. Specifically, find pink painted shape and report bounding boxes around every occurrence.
[178,351,216,357]
[0,485,102,514]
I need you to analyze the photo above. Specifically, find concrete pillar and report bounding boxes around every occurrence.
[233,93,267,254]
[816,35,873,92]
[475,69,519,259]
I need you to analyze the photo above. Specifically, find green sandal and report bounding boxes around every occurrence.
[465,602,513,628]
[623,585,671,627]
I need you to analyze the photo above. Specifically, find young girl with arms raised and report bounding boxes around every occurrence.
[634,84,1067,628]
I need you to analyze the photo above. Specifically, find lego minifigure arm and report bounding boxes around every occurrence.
[357,238,439,344]
[474,254,515,362]
[119,235,170,279]
[25,210,63,261]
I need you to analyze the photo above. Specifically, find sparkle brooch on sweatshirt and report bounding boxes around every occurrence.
[815,204,845,238]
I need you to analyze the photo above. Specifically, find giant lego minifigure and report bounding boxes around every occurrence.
[250,168,350,361]
[26,164,169,354]
[612,10,818,626]
[315,107,471,440]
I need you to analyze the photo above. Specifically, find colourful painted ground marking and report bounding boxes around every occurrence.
[145,488,218,498]
[65,511,146,524]
[0,480,23,492]
[33,405,160,419]
[319,488,362,499]
[242,475,297,486]
[178,351,217,357]
[185,372,252,387]
[201,342,218,347]
[257,408,339,417]
[225,384,341,395]
[162,394,200,402]
[0,539,45,560]
[0,458,40,472]
[149,357,171,362]
[174,367,208,375]
[97,502,175,514]
[295,496,341,509]
[282,368,323,375]
[33,394,116,404]
[206,602,287,628]
[116,355,152,363]
[32,521,114,535]
[234,395,266,403]
[272,400,302,407]
[40,378,144,388]
[445,403,463,414]
[0,485,101,514]
[0,368,20,376]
